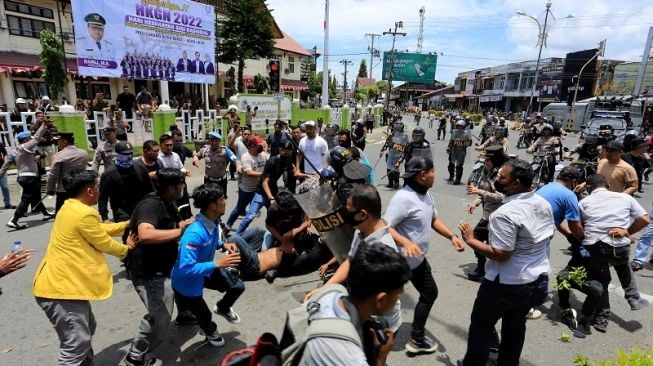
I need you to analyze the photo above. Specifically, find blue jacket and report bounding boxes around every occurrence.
[171,213,222,297]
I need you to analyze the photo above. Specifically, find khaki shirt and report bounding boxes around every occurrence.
[597,158,638,193]
[0,123,47,177]
[47,145,90,193]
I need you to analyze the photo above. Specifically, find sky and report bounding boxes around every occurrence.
[266,0,653,87]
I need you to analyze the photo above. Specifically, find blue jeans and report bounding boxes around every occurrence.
[227,228,266,279]
[462,275,548,366]
[633,209,653,263]
[237,193,267,235]
[0,173,10,206]
[226,189,256,227]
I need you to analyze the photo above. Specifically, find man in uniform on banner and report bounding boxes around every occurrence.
[447,120,473,185]
[380,121,409,189]
[77,13,114,60]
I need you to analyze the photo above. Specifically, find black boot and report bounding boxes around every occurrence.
[454,166,463,185]
[447,163,454,182]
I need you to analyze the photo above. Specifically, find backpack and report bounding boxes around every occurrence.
[279,284,362,366]
[222,285,361,366]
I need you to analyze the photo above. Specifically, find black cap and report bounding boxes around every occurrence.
[114,141,133,154]
[103,126,116,133]
[558,165,581,181]
[633,138,650,149]
[605,140,623,150]
[483,144,504,157]
[84,13,106,27]
[401,156,434,178]
[53,132,74,143]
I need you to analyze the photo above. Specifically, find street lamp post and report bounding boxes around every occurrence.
[383,22,406,110]
[517,2,573,116]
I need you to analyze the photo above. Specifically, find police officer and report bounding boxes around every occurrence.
[447,120,473,185]
[352,119,367,151]
[192,131,237,197]
[437,116,448,140]
[527,123,560,183]
[46,132,90,213]
[1,124,55,229]
[404,127,433,163]
[381,121,409,189]
[321,123,339,150]
[91,126,118,172]
[77,13,115,60]
[476,125,509,153]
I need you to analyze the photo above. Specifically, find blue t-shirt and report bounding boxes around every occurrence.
[171,213,222,297]
[536,182,580,226]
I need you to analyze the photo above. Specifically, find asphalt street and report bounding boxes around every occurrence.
[1,116,653,365]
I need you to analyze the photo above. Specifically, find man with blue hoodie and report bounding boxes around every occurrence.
[170,183,244,347]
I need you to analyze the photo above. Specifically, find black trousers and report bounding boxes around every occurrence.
[410,258,438,340]
[55,191,71,214]
[15,176,46,218]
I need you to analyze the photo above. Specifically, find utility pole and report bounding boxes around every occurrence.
[417,7,425,53]
[365,33,381,77]
[340,59,352,105]
[321,0,330,108]
[383,22,407,110]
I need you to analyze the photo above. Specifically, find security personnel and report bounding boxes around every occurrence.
[77,13,115,60]
[404,127,433,163]
[351,119,367,151]
[381,121,409,189]
[1,124,54,229]
[192,131,237,197]
[91,127,118,172]
[46,132,90,213]
[447,119,473,185]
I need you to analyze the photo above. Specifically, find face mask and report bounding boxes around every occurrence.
[115,153,133,168]
[493,180,509,194]
[344,209,366,227]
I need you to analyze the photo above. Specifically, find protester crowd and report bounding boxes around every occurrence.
[0,106,652,366]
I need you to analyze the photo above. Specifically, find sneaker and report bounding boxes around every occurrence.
[405,336,438,355]
[175,313,198,326]
[206,330,225,347]
[628,298,644,311]
[631,260,644,272]
[264,269,278,284]
[4,204,16,209]
[526,309,542,320]
[592,316,609,333]
[214,305,241,324]
[42,211,55,220]
[6,220,27,230]
[466,268,485,282]
[123,355,161,366]
[560,308,578,330]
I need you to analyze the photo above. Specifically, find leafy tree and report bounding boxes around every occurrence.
[39,29,67,101]
[357,59,368,78]
[307,71,323,98]
[329,75,338,99]
[254,73,269,94]
[217,0,276,93]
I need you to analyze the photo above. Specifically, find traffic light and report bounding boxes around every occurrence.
[268,60,281,92]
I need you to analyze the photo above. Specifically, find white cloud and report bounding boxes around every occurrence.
[267,0,653,84]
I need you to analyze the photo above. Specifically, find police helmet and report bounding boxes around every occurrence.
[394,121,404,132]
[455,120,466,128]
[584,132,598,144]
[494,126,507,138]
[355,119,364,126]
[625,129,639,137]
[327,146,352,171]
[542,123,553,131]
[412,127,425,142]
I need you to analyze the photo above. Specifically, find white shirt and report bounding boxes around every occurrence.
[158,151,185,172]
[298,135,328,174]
[486,191,554,285]
[579,187,647,247]
[383,186,436,269]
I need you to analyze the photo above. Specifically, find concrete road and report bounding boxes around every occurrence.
[1,117,653,365]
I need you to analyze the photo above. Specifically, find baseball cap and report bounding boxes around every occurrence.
[401,156,434,178]
[248,135,265,147]
[605,140,623,150]
[304,120,316,127]
[207,131,222,140]
[633,138,650,149]
[15,98,26,104]
[114,141,133,154]
[42,96,50,101]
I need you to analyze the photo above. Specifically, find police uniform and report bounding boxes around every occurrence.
[196,132,237,196]
[383,123,409,188]
[447,124,473,184]
[91,127,117,172]
[46,132,90,213]
[405,129,433,162]
[77,13,115,60]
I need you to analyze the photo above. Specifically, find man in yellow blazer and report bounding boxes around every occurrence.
[33,169,139,365]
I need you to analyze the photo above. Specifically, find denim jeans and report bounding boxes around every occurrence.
[226,189,256,227]
[0,173,10,206]
[410,258,439,340]
[585,241,640,317]
[237,193,267,235]
[128,276,175,362]
[633,209,653,263]
[227,228,266,279]
[462,275,548,366]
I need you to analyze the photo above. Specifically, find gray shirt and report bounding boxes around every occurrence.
[383,185,436,269]
[0,123,47,177]
[579,187,647,247]
[47,145,90,193]
[240,152,268,192]
[91,140,116,172]
[158,151,185,171]
[486,191,554,285]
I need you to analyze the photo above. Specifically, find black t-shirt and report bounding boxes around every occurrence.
[127,193,180,278]
[258,155,293,196]
[116,92,136,111]
[0,143,6,162]
[98,163,154,221]
[173,142,194,165]
[266,132,289,157]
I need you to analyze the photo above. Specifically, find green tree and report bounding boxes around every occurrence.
[254,73,269,94]
[307,71,323,98]
[39,29,67,101]
[329,75,338,99]
[357,59,368,78]
[217,0,276,93]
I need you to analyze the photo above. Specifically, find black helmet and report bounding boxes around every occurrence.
[394,121,404,132]
[494,126,507,138]
[412,127,425,136]
[328,146,352,171]
[542,123,553,131]
[584,132,598,145]
[355,119,364,126]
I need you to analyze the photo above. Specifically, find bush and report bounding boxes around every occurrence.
[463,113,483,123]
[573,347,653,366]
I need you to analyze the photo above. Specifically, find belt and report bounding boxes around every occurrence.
[205,176,227,183]
[18,172,38,177]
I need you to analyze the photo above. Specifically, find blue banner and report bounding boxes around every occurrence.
[72,0,216,84]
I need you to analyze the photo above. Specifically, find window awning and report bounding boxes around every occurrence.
[0,51,77,75]
[281,79,308,91]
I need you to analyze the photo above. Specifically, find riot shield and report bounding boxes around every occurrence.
[295,183,353,263]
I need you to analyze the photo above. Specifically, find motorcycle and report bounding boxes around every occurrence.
[516,127,534,149]
[530,151,554,190]
[467,154,488,187]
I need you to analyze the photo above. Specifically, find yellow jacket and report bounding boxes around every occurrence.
[33,198,128,300]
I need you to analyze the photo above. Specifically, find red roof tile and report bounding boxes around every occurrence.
[275,32,311,56]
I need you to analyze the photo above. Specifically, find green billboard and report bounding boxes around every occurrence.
[382,52,437,83]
